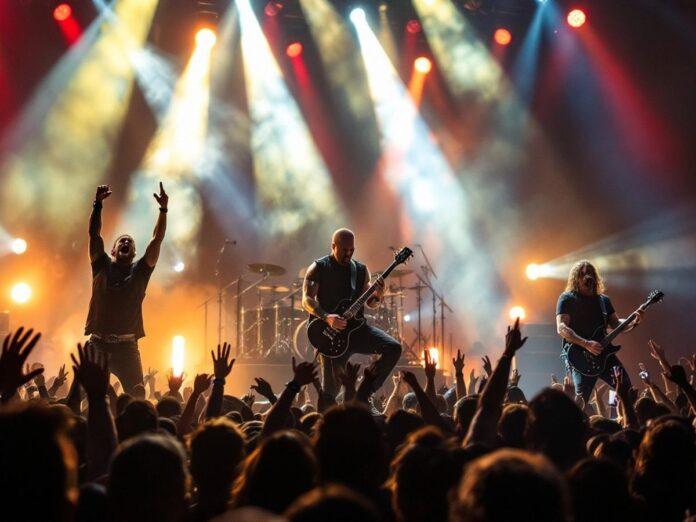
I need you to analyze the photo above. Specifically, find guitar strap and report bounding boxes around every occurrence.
[349,259,357,300]
[598,295,608,330]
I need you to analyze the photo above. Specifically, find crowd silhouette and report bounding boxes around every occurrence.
[0,319,694,521]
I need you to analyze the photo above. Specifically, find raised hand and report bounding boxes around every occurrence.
[251,377,275,401]
[212,343,235,379]
[292,356,317,386]
[144,367,158,386]
[613,366,631,399]
[54,364,67,388]
[71,343,110,398]
[95,185,112,202]
[0,327,43,397]
[562,372,575,397]
[401,370,420,390]
[504,317,528,357]
[481,355,492,378]
[167,371,186,394]
[153,181,168,209]
[337,361,361,388]
[242,390,256,409]
[550,374,559,385]
[32,363,46,387]
[193,373,213,395]
[452,349,465,374]
[648,339,670,372]
[469,368,479,392]
[665,364,690,388]
[424,350,437,379]
[509,368,521,387]
[392,372,402,390]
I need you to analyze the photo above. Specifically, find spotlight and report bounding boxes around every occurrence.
[11,238,27,255]
[286,42,303,58]
[567,8,586,28]
[406,19,421,34]
[508,306,526,320]
[526,263,540,280]
[195,27,217,48]
[11,282,32,304]
[414,56,432,74]
[264,1,283,17]
[53,3,72,22]
[173,261,185,273]
[172,335,185,377]
[494,28,512,46]
[349,8,366,24]
[403,313,412,323]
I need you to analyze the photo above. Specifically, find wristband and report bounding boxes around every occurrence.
[286,380,301,393]
[159,207,168,213]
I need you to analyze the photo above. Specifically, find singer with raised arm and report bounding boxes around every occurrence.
[302,228,402,397]
[556,260,643,402]
[84,183,168,394]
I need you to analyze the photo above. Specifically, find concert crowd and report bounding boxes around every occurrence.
[1,320,695,522]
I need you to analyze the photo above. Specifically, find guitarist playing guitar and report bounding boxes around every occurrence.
[302,228,403,398]
[556,260,645,403]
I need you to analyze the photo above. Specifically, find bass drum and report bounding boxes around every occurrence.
[293,318,315,361]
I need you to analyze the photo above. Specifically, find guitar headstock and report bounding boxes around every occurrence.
[646,290,664,307]
[394,247,414,265]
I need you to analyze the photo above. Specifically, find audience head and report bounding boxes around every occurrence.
[498,403,529,449]
[385,409,425,455]
[0,404,77,522]
[107,433,188,522]
[567,457,634,522]
[454,396,478,438]
[189,418,246,501]
[116,400,158,442]
[315,404,387,495]
[156,396,182,418]
[285,484,379,522]
[233,430,317,514]
[526,388,587,470]
[450,448,569,522]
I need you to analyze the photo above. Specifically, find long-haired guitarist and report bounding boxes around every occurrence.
[556,260,644,402]
[302,228,402,397]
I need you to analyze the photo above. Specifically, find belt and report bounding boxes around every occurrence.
[91,333,137,343]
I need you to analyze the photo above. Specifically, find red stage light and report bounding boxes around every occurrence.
[406,19,421,34]
[567,8,586,28]
[286,42,303,58]
[264,1,283,17]
[53,3,72,22]
[494,28,512,46]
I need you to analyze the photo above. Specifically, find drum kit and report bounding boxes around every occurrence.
[204,250,451,363]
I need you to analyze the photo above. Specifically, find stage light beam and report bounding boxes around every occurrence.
[172,335,185,376]
[195,27,217,48]
[11,282,32,304]
[11,238,28,255]
[350,8,366,24]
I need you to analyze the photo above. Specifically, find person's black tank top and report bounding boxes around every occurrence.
[314,255,367,317]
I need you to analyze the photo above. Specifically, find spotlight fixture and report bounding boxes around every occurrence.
[567,8,586,28]
[195,27,217,48]
[11,282,32,304]
[53,3,72,22]
[264,1,284,17]
[195,0,220,33]
[349,7,366,24]
[11,238,28,255]
[286,42,303,58]
[508,306,526,320]
[406,19,421,34]
[414,56,432,74]
[494,28,511,45]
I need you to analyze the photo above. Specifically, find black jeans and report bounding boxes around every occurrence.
[320,323,402,398]
[86,338,144,395]
[562,352,631,403]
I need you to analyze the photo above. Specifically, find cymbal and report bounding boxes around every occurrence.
[258,285,291,293]
[248,263,286,276]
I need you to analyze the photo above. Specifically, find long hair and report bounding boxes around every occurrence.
[565,260,605,295]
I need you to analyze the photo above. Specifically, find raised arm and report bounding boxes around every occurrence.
[464,318,527,447]
[364,267,385,310]
[89,185,111,264]
[179,373,212,437]
[0,328,43,404]
[206,343,235,419]
[453,350,466,400]
[144,182,168,268]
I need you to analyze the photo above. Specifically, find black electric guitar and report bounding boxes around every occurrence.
[307,247,413,358]
[564,290,664,376]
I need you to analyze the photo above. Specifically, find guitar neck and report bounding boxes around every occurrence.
[344,261,400,319]
[603,302,649,345]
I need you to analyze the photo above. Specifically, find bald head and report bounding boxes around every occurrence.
[331,228,355,266]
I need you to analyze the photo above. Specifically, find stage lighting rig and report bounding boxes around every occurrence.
[195,0,221,32]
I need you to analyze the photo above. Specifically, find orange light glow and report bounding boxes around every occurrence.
[53,3,72,22]
[567,9,587,28]
[286,42,303,58]
[494,28,512,46]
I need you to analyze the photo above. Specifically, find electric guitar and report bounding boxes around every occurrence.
[307,247,414,358]
[564,290,664,376]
